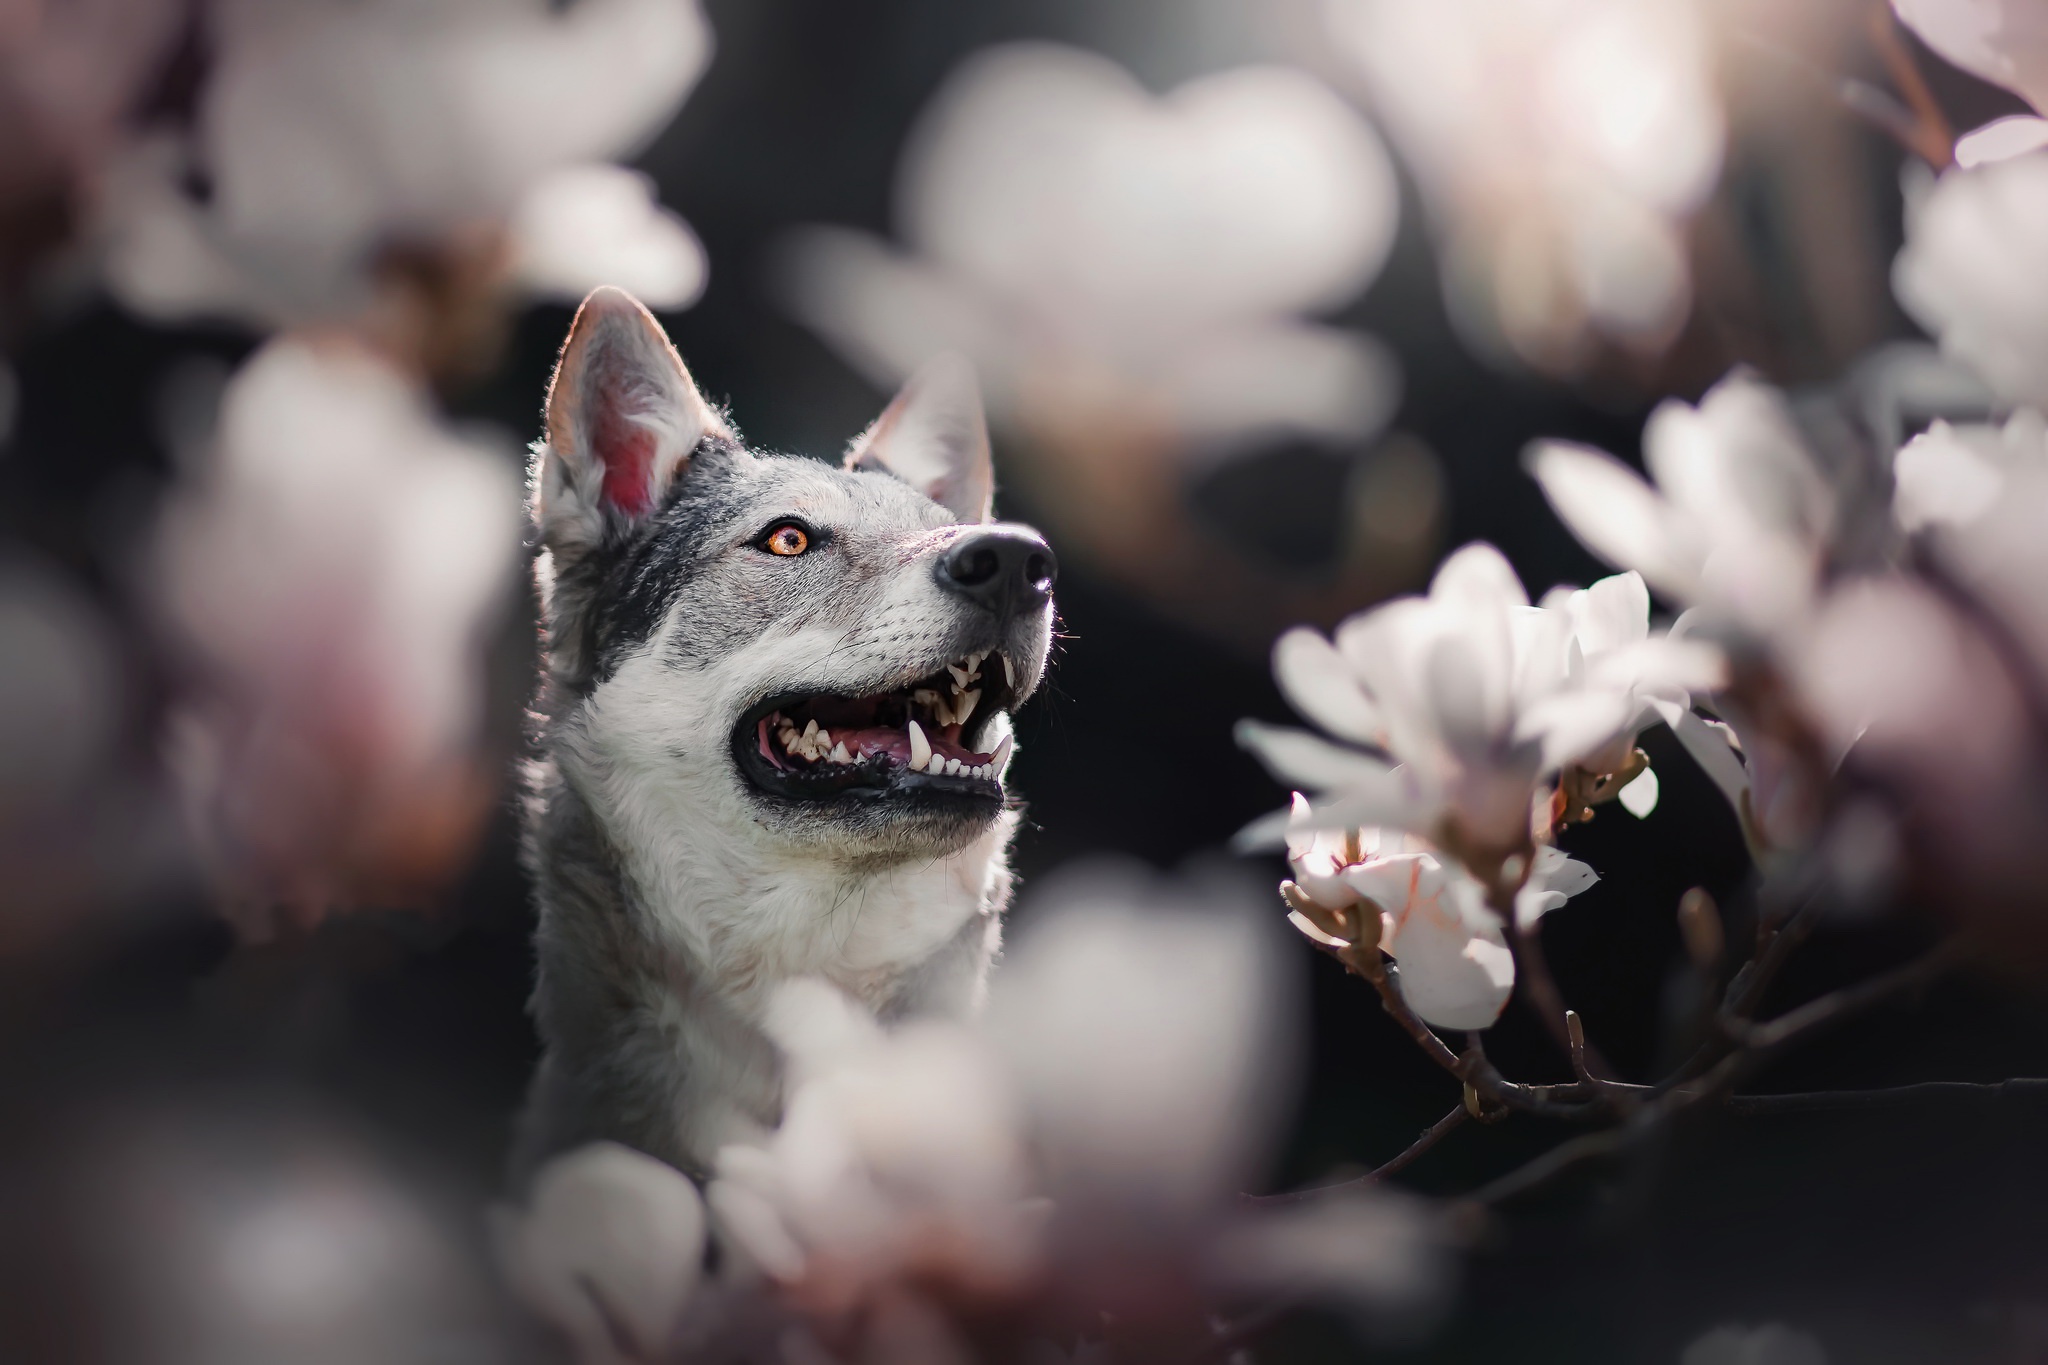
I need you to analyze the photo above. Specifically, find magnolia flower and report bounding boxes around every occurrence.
[1527,371,1836,641]
[152,336,521,926]
[101,0,712,328]
[1284,798,1597,1030]
[1893,149,2048,412]
[1239,543,1713,858]
[1324,0,1722,371]
[779,42,1402,457]
[1893,410,2048,531]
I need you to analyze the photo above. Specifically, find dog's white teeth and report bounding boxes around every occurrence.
[830,742,852,764]
[990,733,1013,771]
[947,758,966,777]
[1001,653,1015,689]
[956,689,979,720]
[801,719,818,740]
[907,719,931,771]
[947,663,971,689]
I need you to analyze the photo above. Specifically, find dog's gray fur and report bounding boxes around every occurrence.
[511,289,1051,1180]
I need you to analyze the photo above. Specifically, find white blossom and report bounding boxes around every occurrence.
[1527,371,1836,641]
[151,337,521,919]
[1893,149,2048,412]
[1324,0,1722,370]
[1284,798,1597,1030]
[101,0,713,328]
[1893,410,2048,531]
[1240,544,1713,856]
[779,42,1402,457]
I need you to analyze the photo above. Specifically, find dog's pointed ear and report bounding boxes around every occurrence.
[844,354,994,524]
[538,286,730,555]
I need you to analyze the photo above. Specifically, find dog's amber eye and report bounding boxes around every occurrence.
[762,523,810,557]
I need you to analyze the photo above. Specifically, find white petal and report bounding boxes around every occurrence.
[511,163,708,309]
[1573,570,1652,654]
[1273,626,1384,744]
[1957,115,2048,168]
[1514,688,1636,771]
[1513,847,1599,930]
[1390,914,1515,1032]
[1287,908,1351,948]
[1526,440,1692,598]
[1235,719,1400,793]
[1651,696,1752,816]
[1430,541,1529,611]
[1618,765,1660,818]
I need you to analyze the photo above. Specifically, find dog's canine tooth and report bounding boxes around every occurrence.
[1002,653,1014,689]
[907,719,931,771]
[990,733,1013,771]
[830,742,852,764]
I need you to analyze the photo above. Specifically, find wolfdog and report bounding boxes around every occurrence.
[512,287,1056,1179]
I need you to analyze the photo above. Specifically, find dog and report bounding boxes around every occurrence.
[512,287,1056,1180]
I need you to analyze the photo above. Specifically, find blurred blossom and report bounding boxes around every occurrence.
[1891,0,2048,117]
[1283,798,1597,1030]
[1239,544,1719,861]
[0,561,123,814]
[509,163,706,309]
[1892,410,2048,530]
[497,1142,708,1364]
[1680,1322,1829,1365]
[1528,373,1836,642]
[151,336,520,930]
[1894,149,2048,411]
[781,42,1402,456]
[1325,0,1723,372]
[100,0,712,332]
[510,865,1437,1361]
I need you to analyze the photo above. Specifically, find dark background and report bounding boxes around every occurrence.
[5,1,2048,1361]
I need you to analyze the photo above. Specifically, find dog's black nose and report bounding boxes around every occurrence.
[936,526,1057,618]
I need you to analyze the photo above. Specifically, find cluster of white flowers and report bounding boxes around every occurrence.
[1241,544,1723,1029]
[1323,0,1723,373]
[780,42,1404,462]
[503,870,1445,1361]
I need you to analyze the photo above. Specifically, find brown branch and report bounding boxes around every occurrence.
[1869,2,1956,169]
[1723,1078,2048,1115]
[1245,1106,1471,1206]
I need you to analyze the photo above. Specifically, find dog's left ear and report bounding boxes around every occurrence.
[845,354,994,524]
[538,286,731,556]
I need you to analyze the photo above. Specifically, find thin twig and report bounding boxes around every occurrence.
[1723,1078,2048,1115]
[1245,1106,1470,1206]
[1466,1127,1630,1207]
[1869,1,1956,169]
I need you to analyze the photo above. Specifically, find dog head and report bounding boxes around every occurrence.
[532,288,1055,862]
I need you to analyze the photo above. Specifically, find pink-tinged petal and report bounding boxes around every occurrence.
[1341,851,1445,921]
[1236,783,1431,852]
[1273,626,1384,744]
[1235,719,1401,794]
[1513,846,1598,929]
[1891,0,2048,118]
[1618,766,1659,818]
[1525,440,1691,598]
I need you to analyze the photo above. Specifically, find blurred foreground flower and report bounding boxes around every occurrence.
[782,42,1401,458]
[1325,0,1723,373]
[151,337,521,933]
[100,0,711,357]
[508,866,1446,1362]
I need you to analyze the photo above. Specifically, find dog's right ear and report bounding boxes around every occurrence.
[537,286,730,557]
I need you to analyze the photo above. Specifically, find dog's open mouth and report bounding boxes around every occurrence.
[733,649,1019,802]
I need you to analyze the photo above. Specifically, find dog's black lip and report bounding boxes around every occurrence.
[728,658,1017,806]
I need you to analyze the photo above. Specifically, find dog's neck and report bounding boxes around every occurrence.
[551,703,1011,1021]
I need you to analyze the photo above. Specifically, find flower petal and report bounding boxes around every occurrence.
[1525,440,1692,598]
[1273,626,1384,745]
[1514,688,1636,772]
[1618,765,1659,818]
[1235,719,1400,794]
[1389,919,1515,1031]
[1649,696,1751,816]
